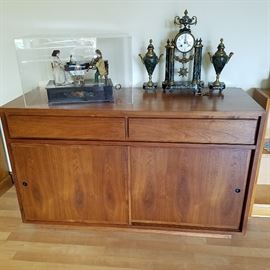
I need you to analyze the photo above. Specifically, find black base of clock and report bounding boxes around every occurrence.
[162,80,204,94]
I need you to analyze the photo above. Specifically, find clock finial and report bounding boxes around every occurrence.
[174,9,197,32]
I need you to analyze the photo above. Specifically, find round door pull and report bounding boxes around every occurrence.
[235,188,241,193]
[22,181,28,187]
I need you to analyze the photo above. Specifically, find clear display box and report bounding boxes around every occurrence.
[14,35,133,106]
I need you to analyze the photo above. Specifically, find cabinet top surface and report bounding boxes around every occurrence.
[1,88,264,118]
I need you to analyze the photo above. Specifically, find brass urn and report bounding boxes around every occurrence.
[208,38,233,92]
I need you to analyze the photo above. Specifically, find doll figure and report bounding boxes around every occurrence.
[89,49,108,83]
[51,50,66,85]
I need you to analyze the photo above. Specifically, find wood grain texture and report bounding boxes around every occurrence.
[250,89,270,216]
[128,118,257,144]
[11,143,128,224]
[7,115,126,140]
[0,174,13,197]
[1,88,264,119]
[252,89,270,111]
[130,146,251,230]
[254,184,270,204]
[252,204,270,216]
[0,133,12,196]
[0,133,9,181]
[1,188,270,270]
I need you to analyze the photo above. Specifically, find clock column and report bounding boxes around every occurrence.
[192,38,204,92]
[162,40,175,91]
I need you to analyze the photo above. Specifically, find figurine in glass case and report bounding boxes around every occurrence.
[89,49,108,83]
[47,48,113,104]
[51,50,66,85]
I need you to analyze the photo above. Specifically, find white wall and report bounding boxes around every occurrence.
[0,0,270,105]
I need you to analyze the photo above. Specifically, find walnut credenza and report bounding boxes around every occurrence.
[0,88,265,234]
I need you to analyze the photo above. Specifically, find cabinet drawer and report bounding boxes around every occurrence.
[7,115,126,140]
[128,118,257,144]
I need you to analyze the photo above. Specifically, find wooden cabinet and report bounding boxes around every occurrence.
[0,88,266,234]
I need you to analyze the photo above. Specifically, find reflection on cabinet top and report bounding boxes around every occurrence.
[0,88,264,119]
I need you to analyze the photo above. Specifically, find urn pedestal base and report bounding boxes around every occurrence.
[143,82,158,91]
[208,81,226,93]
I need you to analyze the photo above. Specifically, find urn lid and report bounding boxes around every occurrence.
[217,38,225,50]
[147,39,154,50]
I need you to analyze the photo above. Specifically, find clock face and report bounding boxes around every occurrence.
[175,33,195,53]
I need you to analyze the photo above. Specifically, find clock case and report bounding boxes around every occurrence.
[162,10,204,94]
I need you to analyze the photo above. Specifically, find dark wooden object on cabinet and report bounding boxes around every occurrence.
[0,88,266,235]
[0,128,13,196]
[251,89,270,209]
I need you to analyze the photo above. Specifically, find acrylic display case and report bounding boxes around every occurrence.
[14,35,133,106]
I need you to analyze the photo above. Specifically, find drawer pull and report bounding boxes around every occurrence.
[235,188,241,193]
[22,181,28,187]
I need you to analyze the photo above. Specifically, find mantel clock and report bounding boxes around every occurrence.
[162,10,204,94]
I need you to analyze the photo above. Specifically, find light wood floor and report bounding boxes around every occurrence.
[0,187,270,270]
[252,204,270,217]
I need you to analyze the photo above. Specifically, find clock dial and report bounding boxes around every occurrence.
[175,33,195,53]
